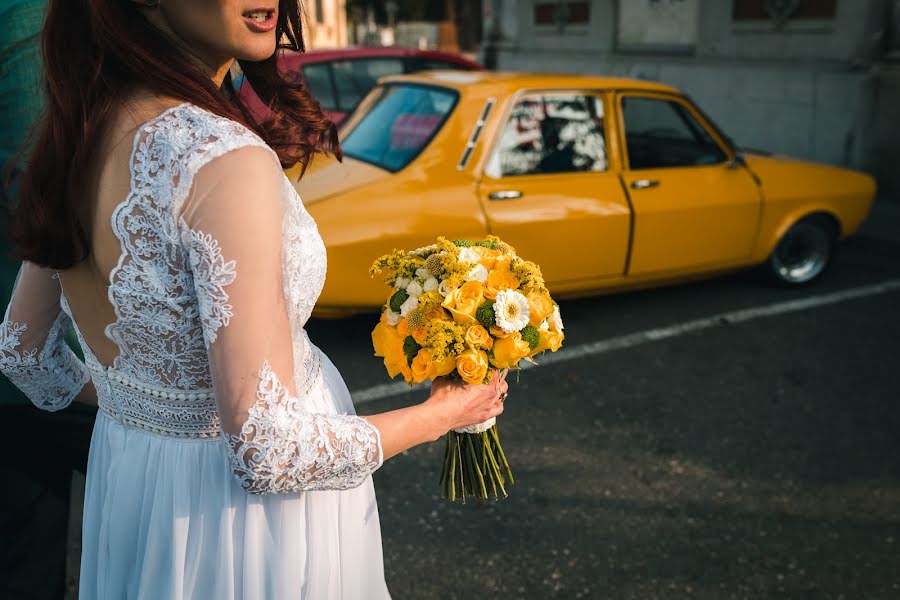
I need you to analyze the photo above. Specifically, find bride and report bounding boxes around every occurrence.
[0,0,508,598]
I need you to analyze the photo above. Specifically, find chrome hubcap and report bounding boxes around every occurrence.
[772,223,831,283]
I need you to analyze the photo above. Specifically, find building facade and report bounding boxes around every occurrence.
[481,0,900,200]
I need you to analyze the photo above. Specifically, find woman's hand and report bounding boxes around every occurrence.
[425,369,509,435]
[362,370,510,462]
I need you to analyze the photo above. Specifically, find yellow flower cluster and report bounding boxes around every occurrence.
[370,236,565,385]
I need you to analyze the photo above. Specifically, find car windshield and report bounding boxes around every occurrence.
[340,84,458,172]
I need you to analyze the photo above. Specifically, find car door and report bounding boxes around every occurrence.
[477,91,631,284]
[616,92,762,276]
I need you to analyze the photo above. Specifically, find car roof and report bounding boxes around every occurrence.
[278,47,483,68]
[377,70,680,94]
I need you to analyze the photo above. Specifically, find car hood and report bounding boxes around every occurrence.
[288,155,391,206]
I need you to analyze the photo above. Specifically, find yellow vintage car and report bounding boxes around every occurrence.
[290,71,876,316]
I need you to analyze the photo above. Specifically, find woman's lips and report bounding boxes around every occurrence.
[242,9,277,33]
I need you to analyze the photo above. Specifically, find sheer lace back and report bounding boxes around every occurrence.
[107,103,269,389]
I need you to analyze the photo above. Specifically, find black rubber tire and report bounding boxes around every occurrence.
[763,215,838,286]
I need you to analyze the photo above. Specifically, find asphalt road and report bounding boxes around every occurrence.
[306,232,900,600]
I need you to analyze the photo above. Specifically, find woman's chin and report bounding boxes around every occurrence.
[236,40,277,63]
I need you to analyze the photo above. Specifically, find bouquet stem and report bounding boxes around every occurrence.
[439,424,513,503]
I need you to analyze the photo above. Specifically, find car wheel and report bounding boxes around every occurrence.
[765,215,837,285]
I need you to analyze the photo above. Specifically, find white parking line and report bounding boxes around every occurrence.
[350,278,900,404]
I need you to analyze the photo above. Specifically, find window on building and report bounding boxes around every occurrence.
[621,96,726,170]
[732,0,837,21]
[616,0,699,51]
[534,2,591,26]
[486,94,607,178]
[315,0,325,24]
[300,63,337,112]
[331,58,405,112]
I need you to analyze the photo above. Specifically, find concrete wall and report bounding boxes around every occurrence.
[483,0,898,200]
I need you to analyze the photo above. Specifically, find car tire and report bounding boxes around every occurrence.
[764,215,838,286]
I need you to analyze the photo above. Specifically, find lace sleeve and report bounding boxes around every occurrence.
[180,145,382,494]
[0,263,89,410]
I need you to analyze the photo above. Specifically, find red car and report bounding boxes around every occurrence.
[237,47,483,126]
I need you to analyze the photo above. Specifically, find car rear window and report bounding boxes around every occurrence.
[340,84,458,172]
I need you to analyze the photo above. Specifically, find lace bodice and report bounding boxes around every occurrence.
[0,103,382,493]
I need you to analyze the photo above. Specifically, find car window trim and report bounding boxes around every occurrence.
[340,82,461,174]
[615,91,734,171]
[457,98,496,170]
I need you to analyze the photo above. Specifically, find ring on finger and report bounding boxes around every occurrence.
[499,391,508,403]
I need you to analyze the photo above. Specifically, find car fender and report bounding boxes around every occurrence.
[743,153,876,262]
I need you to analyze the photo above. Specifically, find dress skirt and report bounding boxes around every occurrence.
[78,350,390,600]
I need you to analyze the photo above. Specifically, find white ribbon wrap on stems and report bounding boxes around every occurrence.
[452,417,496,434]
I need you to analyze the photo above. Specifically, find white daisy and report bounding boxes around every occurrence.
[406,280,424,298]
[395,276,411,290]
[493,289,531,333]
[423,277,439,292]
[399,295,419,317]
[457,246,480,264]
[548,305,564,332]
[438,280,455,297]
[416,267,432,280]
[466,264,489,283]
[385,309,401,326]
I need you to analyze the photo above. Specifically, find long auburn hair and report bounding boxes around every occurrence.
[9,0,340,270]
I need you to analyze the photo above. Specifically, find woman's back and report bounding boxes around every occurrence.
[60,97,183,367]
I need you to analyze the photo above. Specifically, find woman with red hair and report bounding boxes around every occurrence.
[0,1,507,597]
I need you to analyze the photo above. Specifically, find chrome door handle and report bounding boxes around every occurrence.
[631,179,659,190]
[488,190,523,200]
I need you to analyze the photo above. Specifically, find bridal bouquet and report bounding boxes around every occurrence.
[370,236,564,502]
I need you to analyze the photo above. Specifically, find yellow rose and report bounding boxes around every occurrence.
[483,267,520,301]
[372,321,402,359]
[396,359,414,383]
[426,354,457,379]
[455,348,489,385]
[397,319,412,338]
[441,281,483,324]
[532,329,564,356]
[473,246,501,270]
[411,349,433,384]
[527,290,554,327]
[464,324,493,350]
[384,353,410,380]
[490,331,531,369]
[489,325,511,339]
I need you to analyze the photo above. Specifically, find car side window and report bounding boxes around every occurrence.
[486,94,608,178]
[332,59,405,112]
[301,63,338,112]
[621,96,726,169]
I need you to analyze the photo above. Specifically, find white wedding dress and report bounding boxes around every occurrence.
[0,103,391,599]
